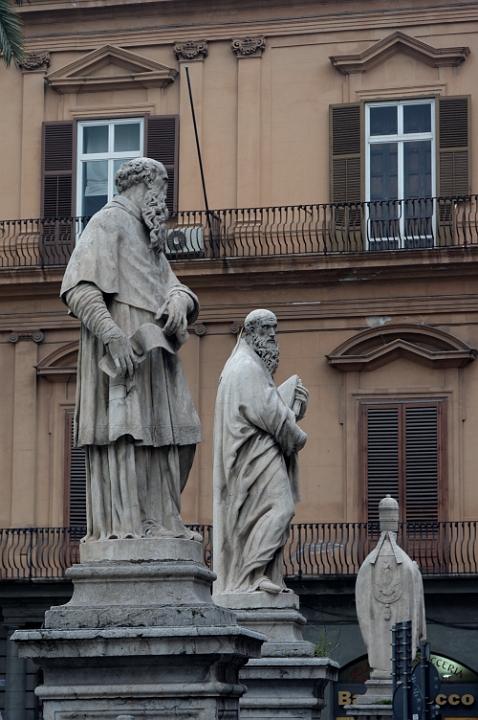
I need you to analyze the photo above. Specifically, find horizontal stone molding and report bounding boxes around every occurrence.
[22,5,478,53]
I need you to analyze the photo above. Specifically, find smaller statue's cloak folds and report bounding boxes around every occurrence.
[213,338,306,593]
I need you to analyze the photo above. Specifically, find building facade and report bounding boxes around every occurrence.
[1,0,478,717]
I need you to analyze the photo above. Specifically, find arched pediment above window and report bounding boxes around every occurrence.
[36,341,78,382]
[326,324,477,372]
[330,32,470,75]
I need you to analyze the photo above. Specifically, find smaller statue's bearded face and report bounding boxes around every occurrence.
[245,315,280,375]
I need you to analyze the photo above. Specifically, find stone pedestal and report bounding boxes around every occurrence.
[345,679,393,720]
[13,539,265,720]
[214,591,339,718]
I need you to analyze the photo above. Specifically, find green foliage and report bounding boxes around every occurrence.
[314,631,333,658]
[0,0,24,68]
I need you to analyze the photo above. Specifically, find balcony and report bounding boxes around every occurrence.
[0,522,476,581]
[0,196,477,269]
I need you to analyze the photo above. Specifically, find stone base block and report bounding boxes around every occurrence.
[214,590,315,657]
[79,536,203,563]
[240,657,339,719]
[345,679,393,720]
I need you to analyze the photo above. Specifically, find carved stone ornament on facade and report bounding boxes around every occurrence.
[18,51,51,71]
[173,40,208,62]
[231,36,266,58]
[9,330,44,343]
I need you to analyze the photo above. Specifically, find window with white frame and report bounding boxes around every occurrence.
[365,99,435,248]
[77,118,144,218]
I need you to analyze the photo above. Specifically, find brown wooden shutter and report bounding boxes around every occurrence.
[362,401,445,523]
[146,115,179,215]
[364,406,400,522]
[436,96,471,244]
[330,103,363,203]
[405,405,439,521]
[64,411,87,527]
[42,122,74,218]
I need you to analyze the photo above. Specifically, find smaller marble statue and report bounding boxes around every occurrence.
[356,496,426,679]
[213,309,309,595]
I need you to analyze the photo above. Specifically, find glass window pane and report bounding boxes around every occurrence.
[114,123,141,152]
[82,161,108,216]
[113,158,135,195]
[83,125,108,154]
[404,141,432,199]
[404,104,431,134]
[370,107,397,136]
[370,143,398,201]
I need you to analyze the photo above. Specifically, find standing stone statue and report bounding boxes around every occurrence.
[213,309,309,595]
[356,495,426,680]
[60,157,201,543]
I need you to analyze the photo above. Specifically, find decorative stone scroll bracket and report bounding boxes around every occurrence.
[9,331,44,344]
[18,51,50,72]
[231,36,266,58]
[173,40,208,62]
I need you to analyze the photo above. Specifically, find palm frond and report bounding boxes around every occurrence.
[0,0,24,68]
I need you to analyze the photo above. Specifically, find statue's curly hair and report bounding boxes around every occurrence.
[115,157,167,193]
[244,309,277,334]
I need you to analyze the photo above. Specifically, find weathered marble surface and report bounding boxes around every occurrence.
[213,309,308,596]
[60,157,201,545]
[14,539,265,719]
[355,495,426,681]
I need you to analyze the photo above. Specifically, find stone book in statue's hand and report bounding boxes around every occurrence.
[99,323,176,379]
[278,374,308,420]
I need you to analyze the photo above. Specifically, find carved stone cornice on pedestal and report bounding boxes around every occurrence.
[231,36,266,58]
[173,40,208,62]
[18,51,50,72]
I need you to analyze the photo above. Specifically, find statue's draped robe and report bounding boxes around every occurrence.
[213,339,306,593]
[356,531,426,677]
[61,195,201,541]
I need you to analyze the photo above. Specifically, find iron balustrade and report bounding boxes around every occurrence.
[0,196,477,268]
[0,522,477,581]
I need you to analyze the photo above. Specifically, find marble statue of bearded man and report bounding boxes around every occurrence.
[213,309,309,595]
[60,157,201,543]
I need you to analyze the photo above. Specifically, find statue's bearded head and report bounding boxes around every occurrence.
[115,158,168,251]
[244,309,280,375]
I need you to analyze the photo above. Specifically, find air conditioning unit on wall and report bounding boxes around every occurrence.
[166,227,204,255]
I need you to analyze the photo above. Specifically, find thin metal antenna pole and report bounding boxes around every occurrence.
[184,65,213,248]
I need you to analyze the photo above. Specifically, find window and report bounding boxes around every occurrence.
[41,114,180,226]
[329,97,470,251]
[77,118,144,217]
[365,100,435,249]
[360,400,447,523]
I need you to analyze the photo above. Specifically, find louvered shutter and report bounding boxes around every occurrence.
[42,122,74,218]
[65,411,87,527]
[363,402,444,522]
[405,406,439,521]
[329,103,364,250]
[365,406,400,522]
[436,96,471,244]
[146,115,179,216]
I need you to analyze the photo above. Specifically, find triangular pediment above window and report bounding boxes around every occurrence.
[46,45,178,93]
[326,324,477,372]
[330,31,470,75]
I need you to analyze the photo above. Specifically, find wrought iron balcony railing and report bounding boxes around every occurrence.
[0,522,477,581]
[0,196,477,269]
